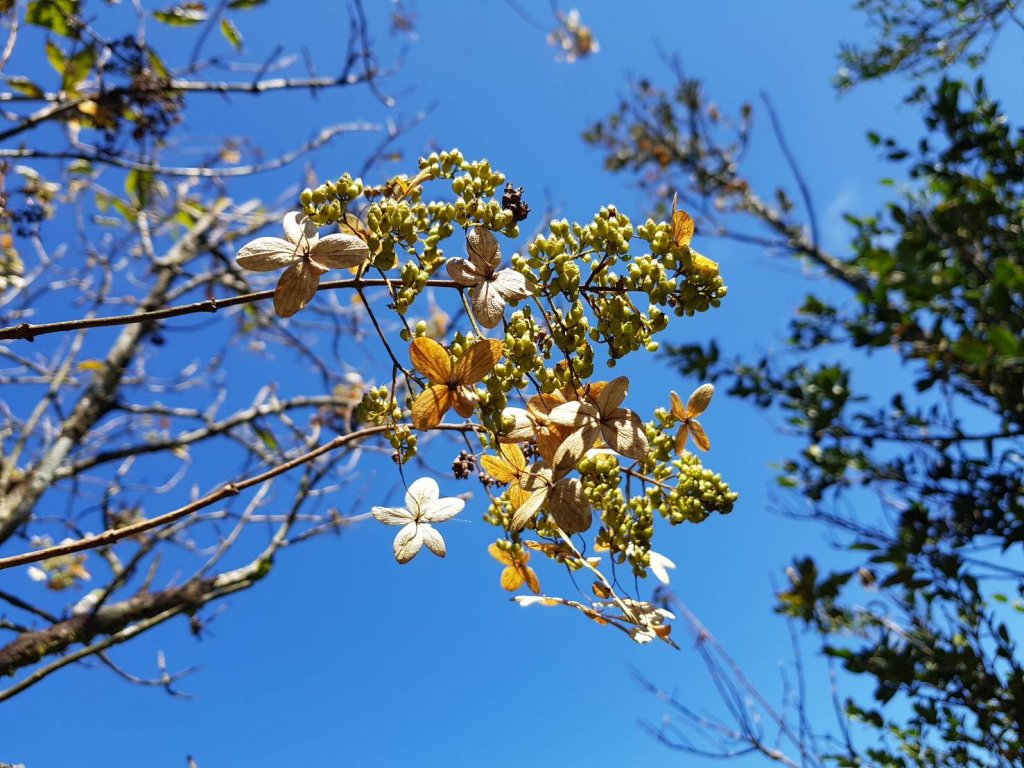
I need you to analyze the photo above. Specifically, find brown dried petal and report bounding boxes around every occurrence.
[669,390,687,421]
[689,419,711,452]
[409,337,453,384]
[470,280,507,329]
[446,257,484,286]
[492,269,531,301]
[549,478,592,534]
[552,421,601,474]
[510,486,548,531]
[596,376,629,414]
[498,407,537,443]
[452,385,479,418]
[686,383,715,417]
[273,258,321,318]
[674,423,690,455]
[548,400,600,429]
[466,227,501,274]
[601,409,649,461]
[411,384,452,430]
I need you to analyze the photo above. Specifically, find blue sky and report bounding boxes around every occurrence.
[3,1,1021,766]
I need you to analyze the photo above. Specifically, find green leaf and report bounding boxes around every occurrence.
[63,43,96,87]
[26,0,79,37]
[125,169,154,209]
[219,17,242,49]
[6,76,45,98]
[255,426,278,451]
[987,326,1019,357]
[153,2,208,26]
[227,0,265,8]
[951,337,990,365]
[45,39,66,76]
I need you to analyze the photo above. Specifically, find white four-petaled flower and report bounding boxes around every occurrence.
[371,477,464,563]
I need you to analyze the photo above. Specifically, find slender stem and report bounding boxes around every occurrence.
[0,278,632,342]
[0,422,479,571]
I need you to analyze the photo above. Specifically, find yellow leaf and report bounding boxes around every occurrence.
[77,359,104,372]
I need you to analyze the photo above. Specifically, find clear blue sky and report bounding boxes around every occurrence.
[3,2,1020,766]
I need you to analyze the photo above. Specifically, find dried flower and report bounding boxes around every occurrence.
[371,477,464,563]
[409,337,503,429]
[489,543,540,593]
[480,443,529,509]
[547,376,649,470]
[670,383,714,453]
[446,228,531,329]
[511,463,591,534]
[236,212,369,318]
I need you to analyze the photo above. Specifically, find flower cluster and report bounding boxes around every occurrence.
[232,152,737,646]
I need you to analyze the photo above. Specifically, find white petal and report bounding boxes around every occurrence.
[310,234,369,270]
[393,522,423,563]
[405,477,439,517]
[235,237,299,271]
[27,566,46,582]
[419,524,446,557]
[372,505,415,526]
[492,269,531,301]
[470,280,507,329]
[422,496,465,523]
[648,550,676,585]
[283,211,318,248]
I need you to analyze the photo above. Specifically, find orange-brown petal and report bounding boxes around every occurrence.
[411,384,452,430]
[453,338,503,384]
[409,337,453,384]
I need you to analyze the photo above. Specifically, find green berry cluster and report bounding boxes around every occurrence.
[387,424,418,463]
[355,385,400,426]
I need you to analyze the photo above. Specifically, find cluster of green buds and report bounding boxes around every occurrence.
[355,385,401,426]
[233,151,738,646]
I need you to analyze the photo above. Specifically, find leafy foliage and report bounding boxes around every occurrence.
[587,2,1024,765]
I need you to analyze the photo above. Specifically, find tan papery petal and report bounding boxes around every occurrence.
[470,280,507,329]
[309,234,370,270]
[549,478,592,534]
[601,409,649,461]
[689,419,711,451]
[596,376,630,414]
[492,269,531,301]
[273,259,321,318]
[446,257,483,286]
[236,237,299,272]
[466,227,501,274]
[686,383,715,417]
